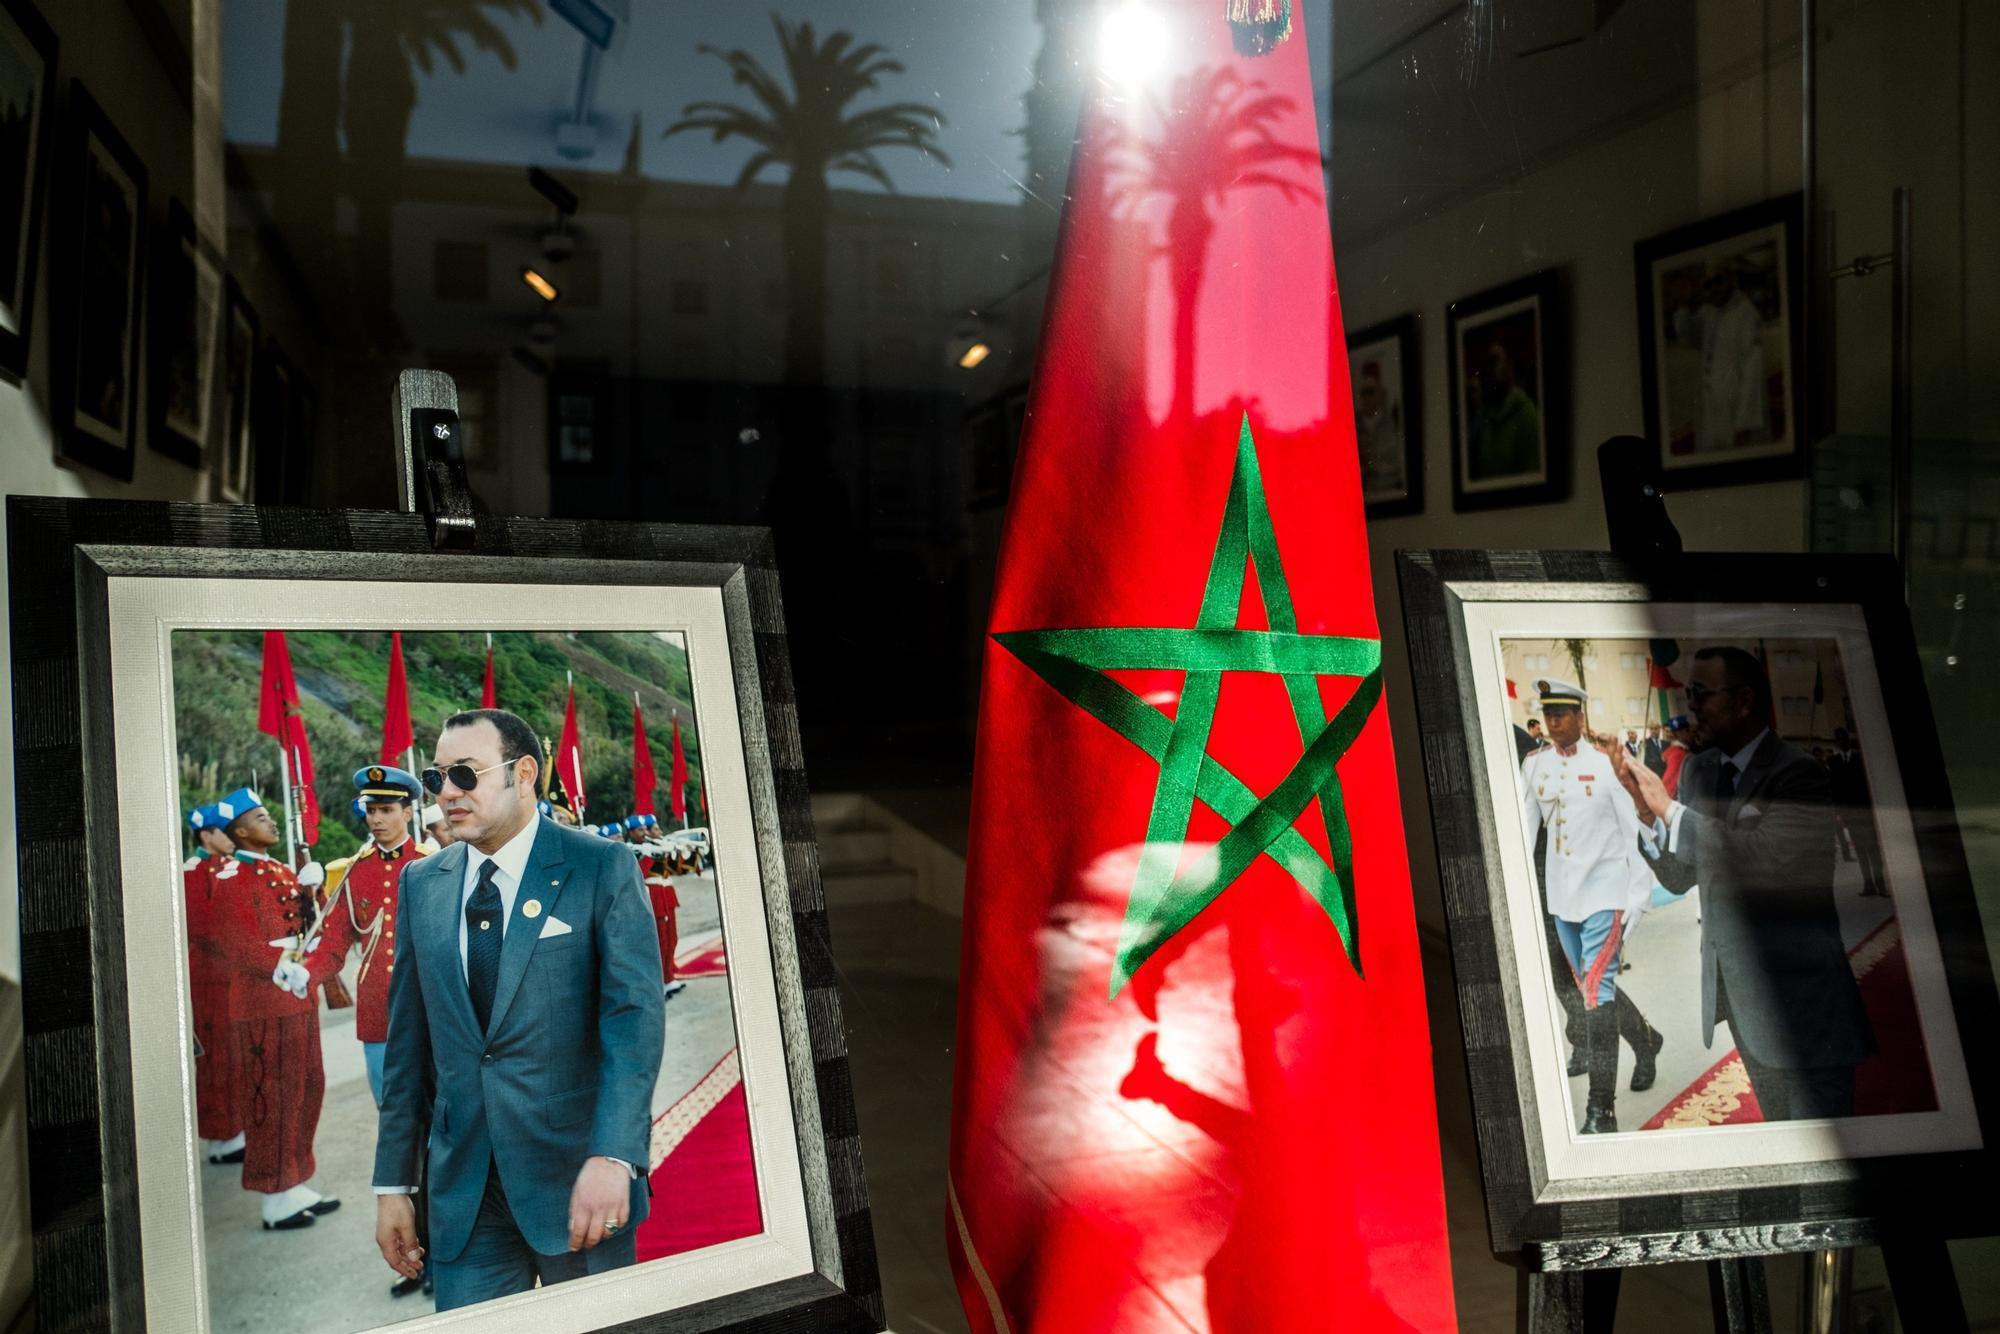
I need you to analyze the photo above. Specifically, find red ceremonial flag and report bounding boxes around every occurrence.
[482,636,498,708]
[945,7,1456,1331]
[556,677,587,817]
[382,631,414,764]
[669,715,688,823]
[256,630,320,845]
[1646,658,1683,690]
[632,696,657,817]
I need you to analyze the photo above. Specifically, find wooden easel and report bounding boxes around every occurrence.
[1506,441,1978,1334]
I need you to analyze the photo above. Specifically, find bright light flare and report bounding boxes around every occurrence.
[1099,2,1171,87]
[957,341,991,370]
[520,266,560,302]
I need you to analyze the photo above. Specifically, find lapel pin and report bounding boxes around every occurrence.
[523,899,543,919]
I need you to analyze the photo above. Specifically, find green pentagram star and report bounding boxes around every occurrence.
[996,414,1382,998]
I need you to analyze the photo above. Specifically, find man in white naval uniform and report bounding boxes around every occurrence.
[1521,679,1664,1133]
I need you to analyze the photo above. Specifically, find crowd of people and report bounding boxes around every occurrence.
[180,705,703,1311]
[1516,648,1884,1133]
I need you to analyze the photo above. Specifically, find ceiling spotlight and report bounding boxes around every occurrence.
[521,267,560,302]
[958,341,992,370]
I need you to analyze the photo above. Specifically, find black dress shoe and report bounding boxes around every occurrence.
[306,1196,341,1217]
[208,1148,246,1165]
[1581,1106,1618,1134]
[1630,1026,1664,1092]
[262,1207,317,1231]
[389,1275,424,1299]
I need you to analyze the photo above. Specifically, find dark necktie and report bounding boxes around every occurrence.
[466,860,503,1032]
[1714,759,1739,809]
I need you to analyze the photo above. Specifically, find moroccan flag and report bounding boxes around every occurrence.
[381,632,414,764]
[256,630,319,845]
[945,6,1456,1331]
[556,677,587,818]
[481,634,498,708]
[632,695,657,817]
[669,715,688,824]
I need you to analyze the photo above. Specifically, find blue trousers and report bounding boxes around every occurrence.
[1553,910,1623,1008]
[432,1165,639,1311]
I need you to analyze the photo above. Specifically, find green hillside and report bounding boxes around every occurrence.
[171,629,707,860]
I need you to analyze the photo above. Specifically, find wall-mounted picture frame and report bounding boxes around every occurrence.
[149,197,224,468]
[1635,193,1806,490]
[1345,314,1422,519]
[0,0,56,381]
[1397,549,2000,1265]
[52,79,147,481]
[1446,269,1566,512]
[8,497,886,1334]
[216,279,257,501]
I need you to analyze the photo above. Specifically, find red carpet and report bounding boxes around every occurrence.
[635,1050,763,1261]
[1641,919,1934,1128]
[674,933,729,980]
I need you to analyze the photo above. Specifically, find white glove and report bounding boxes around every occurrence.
[271,958,311,998]
[295,861,326,888]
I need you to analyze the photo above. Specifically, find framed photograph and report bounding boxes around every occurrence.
[0,0,56,380]
[1636,194,1805,489]
[1397,549,2000,1263]
[149,197,225,467]
[216,279,257,500]
[8,498,884,1333]
[1447,269,1566,512]
[1346,314,1422,518]
[52,80,147,480]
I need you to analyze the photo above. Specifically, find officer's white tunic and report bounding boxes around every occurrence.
[1520,743,1656,922]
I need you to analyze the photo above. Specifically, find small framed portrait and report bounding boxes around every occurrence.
[0,0,56,380]
[1446,269,1566,512]
[1398,549,2000,1263]
[216,279,258,500]
[9,498,884,1333]
[1345,314,1422,519]
[52,80,148,480]
[149,197,225,468]
[1636,194,1805,489]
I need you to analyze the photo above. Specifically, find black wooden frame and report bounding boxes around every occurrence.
[145,197,222,468]
[8,498,885,1334]
[1395,548,2000,1270]
[0,0,58,382]
[1446,268,1568,513]
[1346,313,1424,520]
[1634,193,1807,491]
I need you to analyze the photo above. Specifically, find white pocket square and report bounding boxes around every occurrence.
[540,916,573,938]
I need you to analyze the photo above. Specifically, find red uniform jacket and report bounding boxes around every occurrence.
[316,839,427,1043]
[202,854,344,1020]
[183,853,232,1025]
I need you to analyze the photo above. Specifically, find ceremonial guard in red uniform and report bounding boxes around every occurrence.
[626,814,686,998]
[184,802,244,1163]
[203,786,344,1230]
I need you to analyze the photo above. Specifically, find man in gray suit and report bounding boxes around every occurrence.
[373,708,664,1310]
[1624,647,1873,1120]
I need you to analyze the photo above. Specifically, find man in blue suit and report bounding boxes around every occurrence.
[372,708,664,1310]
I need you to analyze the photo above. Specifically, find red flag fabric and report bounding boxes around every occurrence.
[945,8,1456,1331]
[632,698,657,817]
[256,631,319,845]
[556,682,587,818]
[482,641,497,709]
[669,715,687,824]
[381,632,414,764]
[1646,658,1683,690]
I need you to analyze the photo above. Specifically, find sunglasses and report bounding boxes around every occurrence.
[420,759,516,795]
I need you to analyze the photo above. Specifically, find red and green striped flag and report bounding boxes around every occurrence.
[946,4,1457,1328]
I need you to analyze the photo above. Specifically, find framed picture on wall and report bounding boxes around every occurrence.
[149,198,224,468]
[0,0,57,381]
[8,497,886,1334]
[1345,314,1422,518]
[1635,193,1806,489]
[1446,268,1566,512]
[216,279,257,501]
[1396,549,2000,1263]
[53,80,147,481]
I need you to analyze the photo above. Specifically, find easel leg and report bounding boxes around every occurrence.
[1881,1239,1970,1334]
[1707,1256,1773,1334]
[1517,1267,1621,1334]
